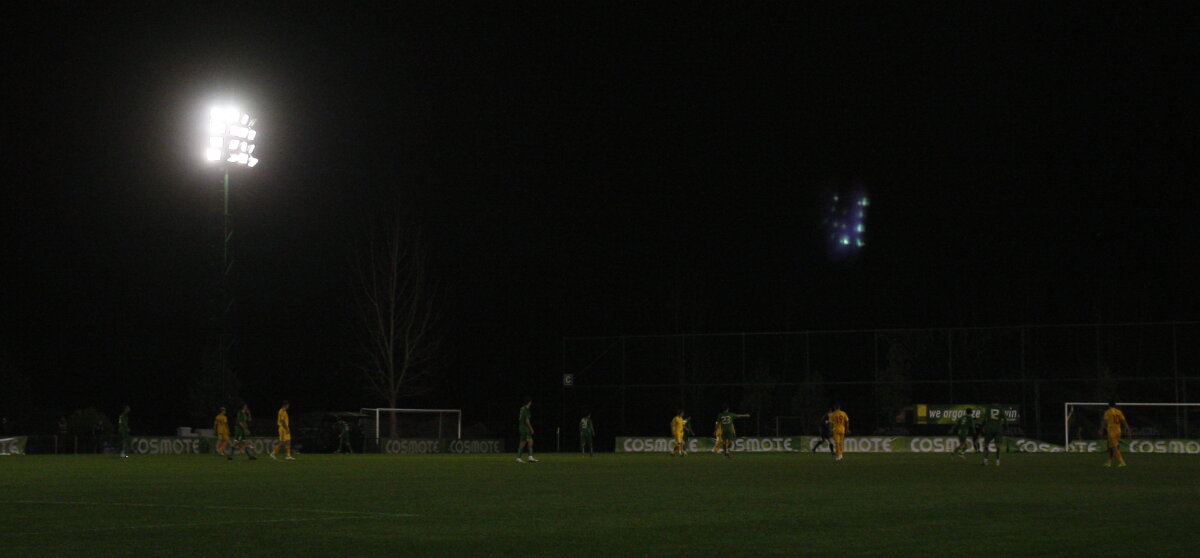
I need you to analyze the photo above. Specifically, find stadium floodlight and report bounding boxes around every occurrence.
[205,106,260,168]
[200,103,264,407]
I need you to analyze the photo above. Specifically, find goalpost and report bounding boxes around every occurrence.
[360,408,463,446]
[1063,402,1200,450]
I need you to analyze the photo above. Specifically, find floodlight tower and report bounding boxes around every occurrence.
[204,106,260,401]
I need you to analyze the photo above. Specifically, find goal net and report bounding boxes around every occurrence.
[1063,402,1200,450]
[360,408,462,451]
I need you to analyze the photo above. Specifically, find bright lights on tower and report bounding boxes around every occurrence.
[205,106,259,167]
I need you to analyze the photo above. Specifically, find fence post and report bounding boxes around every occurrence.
[1034,379,1041,441]
[947,330,954,402]
[620,336,627,436]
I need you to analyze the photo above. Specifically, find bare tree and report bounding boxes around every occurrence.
[349,215,440,439]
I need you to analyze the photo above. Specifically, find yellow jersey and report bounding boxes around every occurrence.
[277,408,290,432]
[671,416,686,435]
[830,410,850,433]
[1103,407,1126,433]
[214,413,229,436]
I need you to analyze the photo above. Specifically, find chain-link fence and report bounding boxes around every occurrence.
[561,322,1198,444]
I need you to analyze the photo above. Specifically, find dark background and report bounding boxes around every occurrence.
[4,3,1196,439]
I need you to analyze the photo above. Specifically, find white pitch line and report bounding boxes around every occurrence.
[1,500,415,518]
[3,515,380,537]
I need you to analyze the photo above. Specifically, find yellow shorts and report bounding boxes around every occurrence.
[832,432,845,445]
[217,433,230,442]
[1107,430,1122,449]
[278,428,291,442]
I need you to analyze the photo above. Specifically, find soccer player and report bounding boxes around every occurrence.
[270,401,295,460]
[117,405,131,458]
[233,403,257,460]
[516,396,538,463]
[683,414,696,444]
[214,407,231,458]
[670,410,687,456]
[1100,401,1131,467]
[950,408,976,458]
[579,411,595,457]
[335,419,354,454]
[829,404,849,461]
[712,419,724,453]
[980,404,1007,466]
[716,405,750,458]
[812,408,835,455]
[972,413,984,454]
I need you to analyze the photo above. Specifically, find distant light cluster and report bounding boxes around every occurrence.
[824,182,868,258]
[205,106,259,167]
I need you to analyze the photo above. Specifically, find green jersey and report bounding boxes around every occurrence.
[579,417,594,437]
[951,414,975,437]
[518,406,532,433]
[981,406,1006,435]
[338,421,350,435]
[717,412,738,434]
[235,410,251,437]
[118,412,130,434]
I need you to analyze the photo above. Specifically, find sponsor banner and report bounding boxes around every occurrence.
[617,437,809,453]
[619,436,1200,454]
[1,436,27,456]
[916,404,1020,425]
[130,436,278,455]
[1055,439,1200,455]
[445,439,504,454]
[380,439,505,454]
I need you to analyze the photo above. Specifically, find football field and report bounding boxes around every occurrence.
[1,452,1196,557]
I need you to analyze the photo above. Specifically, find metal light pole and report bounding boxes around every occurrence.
[205,106,260,403]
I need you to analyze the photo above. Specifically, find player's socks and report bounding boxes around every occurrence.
[1118,462,1127,467]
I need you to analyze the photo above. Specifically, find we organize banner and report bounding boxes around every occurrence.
[1,436,27,456]
[915,404,1020,424]
[616,436,1200,454]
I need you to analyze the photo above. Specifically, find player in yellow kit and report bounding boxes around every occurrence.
[270,401,295,461]
[670,410,687,456]
[712,420,724,453]
[213,407,231,458]
[1100,401,1131,467]
[829,404,850,461]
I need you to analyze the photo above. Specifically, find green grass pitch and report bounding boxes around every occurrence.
[1,452,1196,557]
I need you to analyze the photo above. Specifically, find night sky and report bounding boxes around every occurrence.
[5,4,1197,435]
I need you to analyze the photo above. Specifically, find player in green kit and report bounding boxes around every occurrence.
[980,404,1007,466]
[950,408,976,458]
[716,405,750,458]
[516,397,538,463]
[579,410,595,457]
[117,405,131,458]
[232,403,257,461]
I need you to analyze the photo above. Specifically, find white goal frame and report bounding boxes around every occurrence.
[360,408,463,443]
[1063,402,1200,448]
